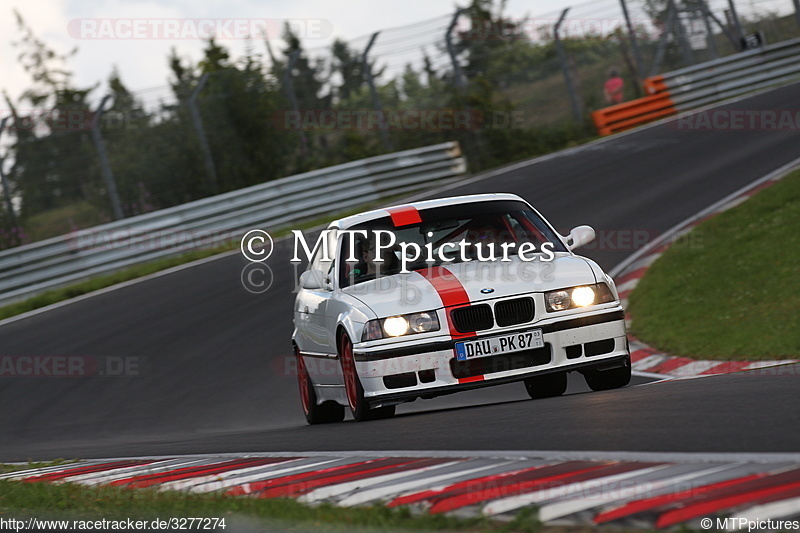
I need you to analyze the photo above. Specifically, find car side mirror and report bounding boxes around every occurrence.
[299,269,330,290]
[565,225,596,250]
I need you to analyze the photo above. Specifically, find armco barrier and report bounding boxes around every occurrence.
[0,142,467,308]
[593,37,800,135]
[591,92,676,136]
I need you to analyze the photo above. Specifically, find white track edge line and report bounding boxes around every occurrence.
[609,154,800,278]
[40,450,800,465]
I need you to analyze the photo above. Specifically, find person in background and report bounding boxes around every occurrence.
[604,68,625,104]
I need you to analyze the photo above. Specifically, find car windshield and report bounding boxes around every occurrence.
[339,200,566,287]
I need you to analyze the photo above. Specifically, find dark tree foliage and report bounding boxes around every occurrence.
[6,10,101,217]
[6,0,647,247]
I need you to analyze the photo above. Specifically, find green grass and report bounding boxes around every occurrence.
[628,170,800,359]
[0,459,79,475]
[0,248,229,321]
[23,201,111,242]
[0,476,547,533]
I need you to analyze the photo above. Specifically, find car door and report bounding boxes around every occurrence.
[296,230,340,384]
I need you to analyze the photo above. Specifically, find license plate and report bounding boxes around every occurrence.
[455,329,544,361]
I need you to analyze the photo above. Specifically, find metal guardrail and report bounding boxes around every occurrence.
[0,142,467,308]
[593,37,800,135]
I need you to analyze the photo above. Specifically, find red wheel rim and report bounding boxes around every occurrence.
[296,351,311,415]
[340,334,358,412]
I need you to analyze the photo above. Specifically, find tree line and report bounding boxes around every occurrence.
[3,0,788,248]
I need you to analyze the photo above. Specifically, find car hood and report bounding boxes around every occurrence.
[342,254,597,318]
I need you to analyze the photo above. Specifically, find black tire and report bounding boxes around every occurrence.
[583,357,632,391]
[296,348,344,424]
[524,371,568,399]
[339,331,396,422]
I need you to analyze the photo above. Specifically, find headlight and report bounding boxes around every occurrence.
[545,283,614,312]
[571,286,595,307]
[547,290,571,311]
[361,311,441,341]
[383,316,409,337]
[409,312,437,333]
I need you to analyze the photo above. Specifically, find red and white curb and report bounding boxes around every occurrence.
[613,158,800,379]
[4,452,800,529]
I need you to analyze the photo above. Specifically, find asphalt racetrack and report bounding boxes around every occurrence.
[1,83,799,462]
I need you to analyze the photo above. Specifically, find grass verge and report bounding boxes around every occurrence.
[0,459,80,475]
[628,169,800,359]
[0,475,547,533]
[0,248,230,321]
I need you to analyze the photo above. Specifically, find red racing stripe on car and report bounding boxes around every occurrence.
[387,206,422,227]
[418,266,470,308]
[417,266,474,339]
[458,375,484,384]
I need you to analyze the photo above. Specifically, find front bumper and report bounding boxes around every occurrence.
[352,308,629,406]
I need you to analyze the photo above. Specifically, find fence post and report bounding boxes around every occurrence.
[91,95,124,221]
[700,3,720,59]
[187,73,219,195]
[701,2,739,49]
[620,0,645,82]
[444,9,489,167]
[362,32,393,151]
[282,50,309,157]
[794,0,800,28]
[555,9,583,123]
[727,0,745,48]
[675,10,696,66]
[0,116,17,226]
[650,0,676,77]
[446,8,467,93]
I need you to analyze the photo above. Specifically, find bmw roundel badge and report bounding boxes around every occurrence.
[480,288,495,294]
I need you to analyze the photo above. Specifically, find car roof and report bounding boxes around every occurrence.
[330,193,528,230]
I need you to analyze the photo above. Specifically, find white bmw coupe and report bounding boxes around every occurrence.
[292,193,630,423]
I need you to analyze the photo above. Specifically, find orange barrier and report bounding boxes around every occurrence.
[643,75,668,95]
[591,76,676,136]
